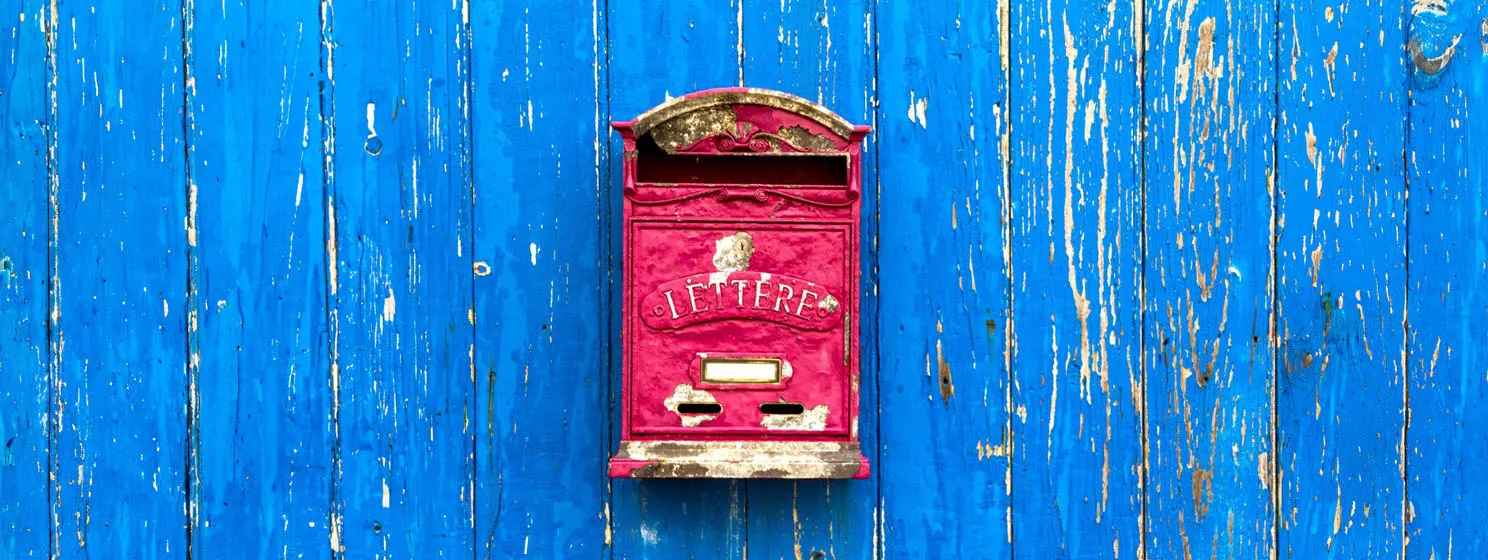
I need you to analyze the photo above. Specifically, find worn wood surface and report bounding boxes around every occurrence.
[876,1,1010,557]
[1406,1,1488,557]
[1008,0,1145,556]
[188,0,334,556]
[0,1,48,556]
[1276,0,1409,558]
[3,0,1487,558]
[1143,0,1277,558]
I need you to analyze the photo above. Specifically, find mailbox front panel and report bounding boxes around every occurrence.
[628,221,854,437]
[610,88,870,478]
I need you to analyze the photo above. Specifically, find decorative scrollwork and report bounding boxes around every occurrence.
[677,121,826,154]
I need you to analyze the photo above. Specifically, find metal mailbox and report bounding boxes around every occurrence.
[608,88,871,479]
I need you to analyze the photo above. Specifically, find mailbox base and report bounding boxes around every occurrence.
[609,441,870,479]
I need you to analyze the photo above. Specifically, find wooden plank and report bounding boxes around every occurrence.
[468,1,609,557]
[187,0,333,556]
[51,1,190,557]
[738,0,878,558]
[1007,0,1145,556]
[605,2,748,558]
[873,1,1010,558]
[1275,0,1408,557]
[0,1,50,556]
[325,0,474,555]
[1142,1,1278,558]
[1405,3,1488,557]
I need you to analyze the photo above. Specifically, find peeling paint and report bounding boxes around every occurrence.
[760,404,829,431]
[712,232,755,271]
[663,384,720,427]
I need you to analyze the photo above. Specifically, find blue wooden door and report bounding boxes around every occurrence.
[2,0,1484,558]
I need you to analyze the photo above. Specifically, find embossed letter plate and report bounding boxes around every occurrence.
[609,88,871,479]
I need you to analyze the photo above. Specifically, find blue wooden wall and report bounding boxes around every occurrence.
[2,0,1485,558]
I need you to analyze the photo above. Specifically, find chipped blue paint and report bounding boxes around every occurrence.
[1142,0,1278,557]
[1408,1,1488,557]
[1276,0,1409,557]
[327,0,475,556]
[0,1,49,557]
[188,0,333,556]
[52,2,190,557]
[2,0,1487,558]
[876,1,1010,557]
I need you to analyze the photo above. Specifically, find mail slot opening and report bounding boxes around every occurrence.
[635,136,849,186]
[759,402,806,415]
[676,403,723,414]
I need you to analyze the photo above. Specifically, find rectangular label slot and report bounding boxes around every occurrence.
[701,358,782,384]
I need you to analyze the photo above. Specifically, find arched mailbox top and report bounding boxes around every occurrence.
[613,87,870,155]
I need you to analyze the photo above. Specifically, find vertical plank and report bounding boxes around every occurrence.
[326,0,474,555]
[1007,0,1146,556]
[605,2,748,558]
[1275,0,1407,557]
[52,1,190,557]
[1142,0,1278,558]
[188,0,333,556]
[0,1,51,556]
[739,1,879,558]
[469,0,609,557]
[1405,2,1488,557]
[874,1,1010,558]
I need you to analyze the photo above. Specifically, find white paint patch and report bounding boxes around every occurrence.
[639,523,660,545]
[530,243,539,265]
[382,288,396,323]
[663,384,719,427]
[760,404,829,431]
[907,91,929,128]
[817,295,839,312]
[365,102,377,137]
[712,232,754,271]
[162,299,169,318]
[381,479,390,508]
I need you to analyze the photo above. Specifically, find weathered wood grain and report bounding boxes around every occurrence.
[1008,0,1146,557]
[51,1,190,557]
[606,1,748,558]
[0,0,50,556]
[1276,0,1408,557]
[10,0,1488,557]
[325,0,474,556]
[187,0,333,556]
[739,0,878,557]
[469,0,610,557]
[874,1,1011,558]
[1406,1,1488,556]
[1143,0,1278,557]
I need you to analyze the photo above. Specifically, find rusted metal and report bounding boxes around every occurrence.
[609,88,871,479]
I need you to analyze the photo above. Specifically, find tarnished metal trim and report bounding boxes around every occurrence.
[609,440,870,479]
[629,88,858,139]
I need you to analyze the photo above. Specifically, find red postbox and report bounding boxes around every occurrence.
[608,88,870,479]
